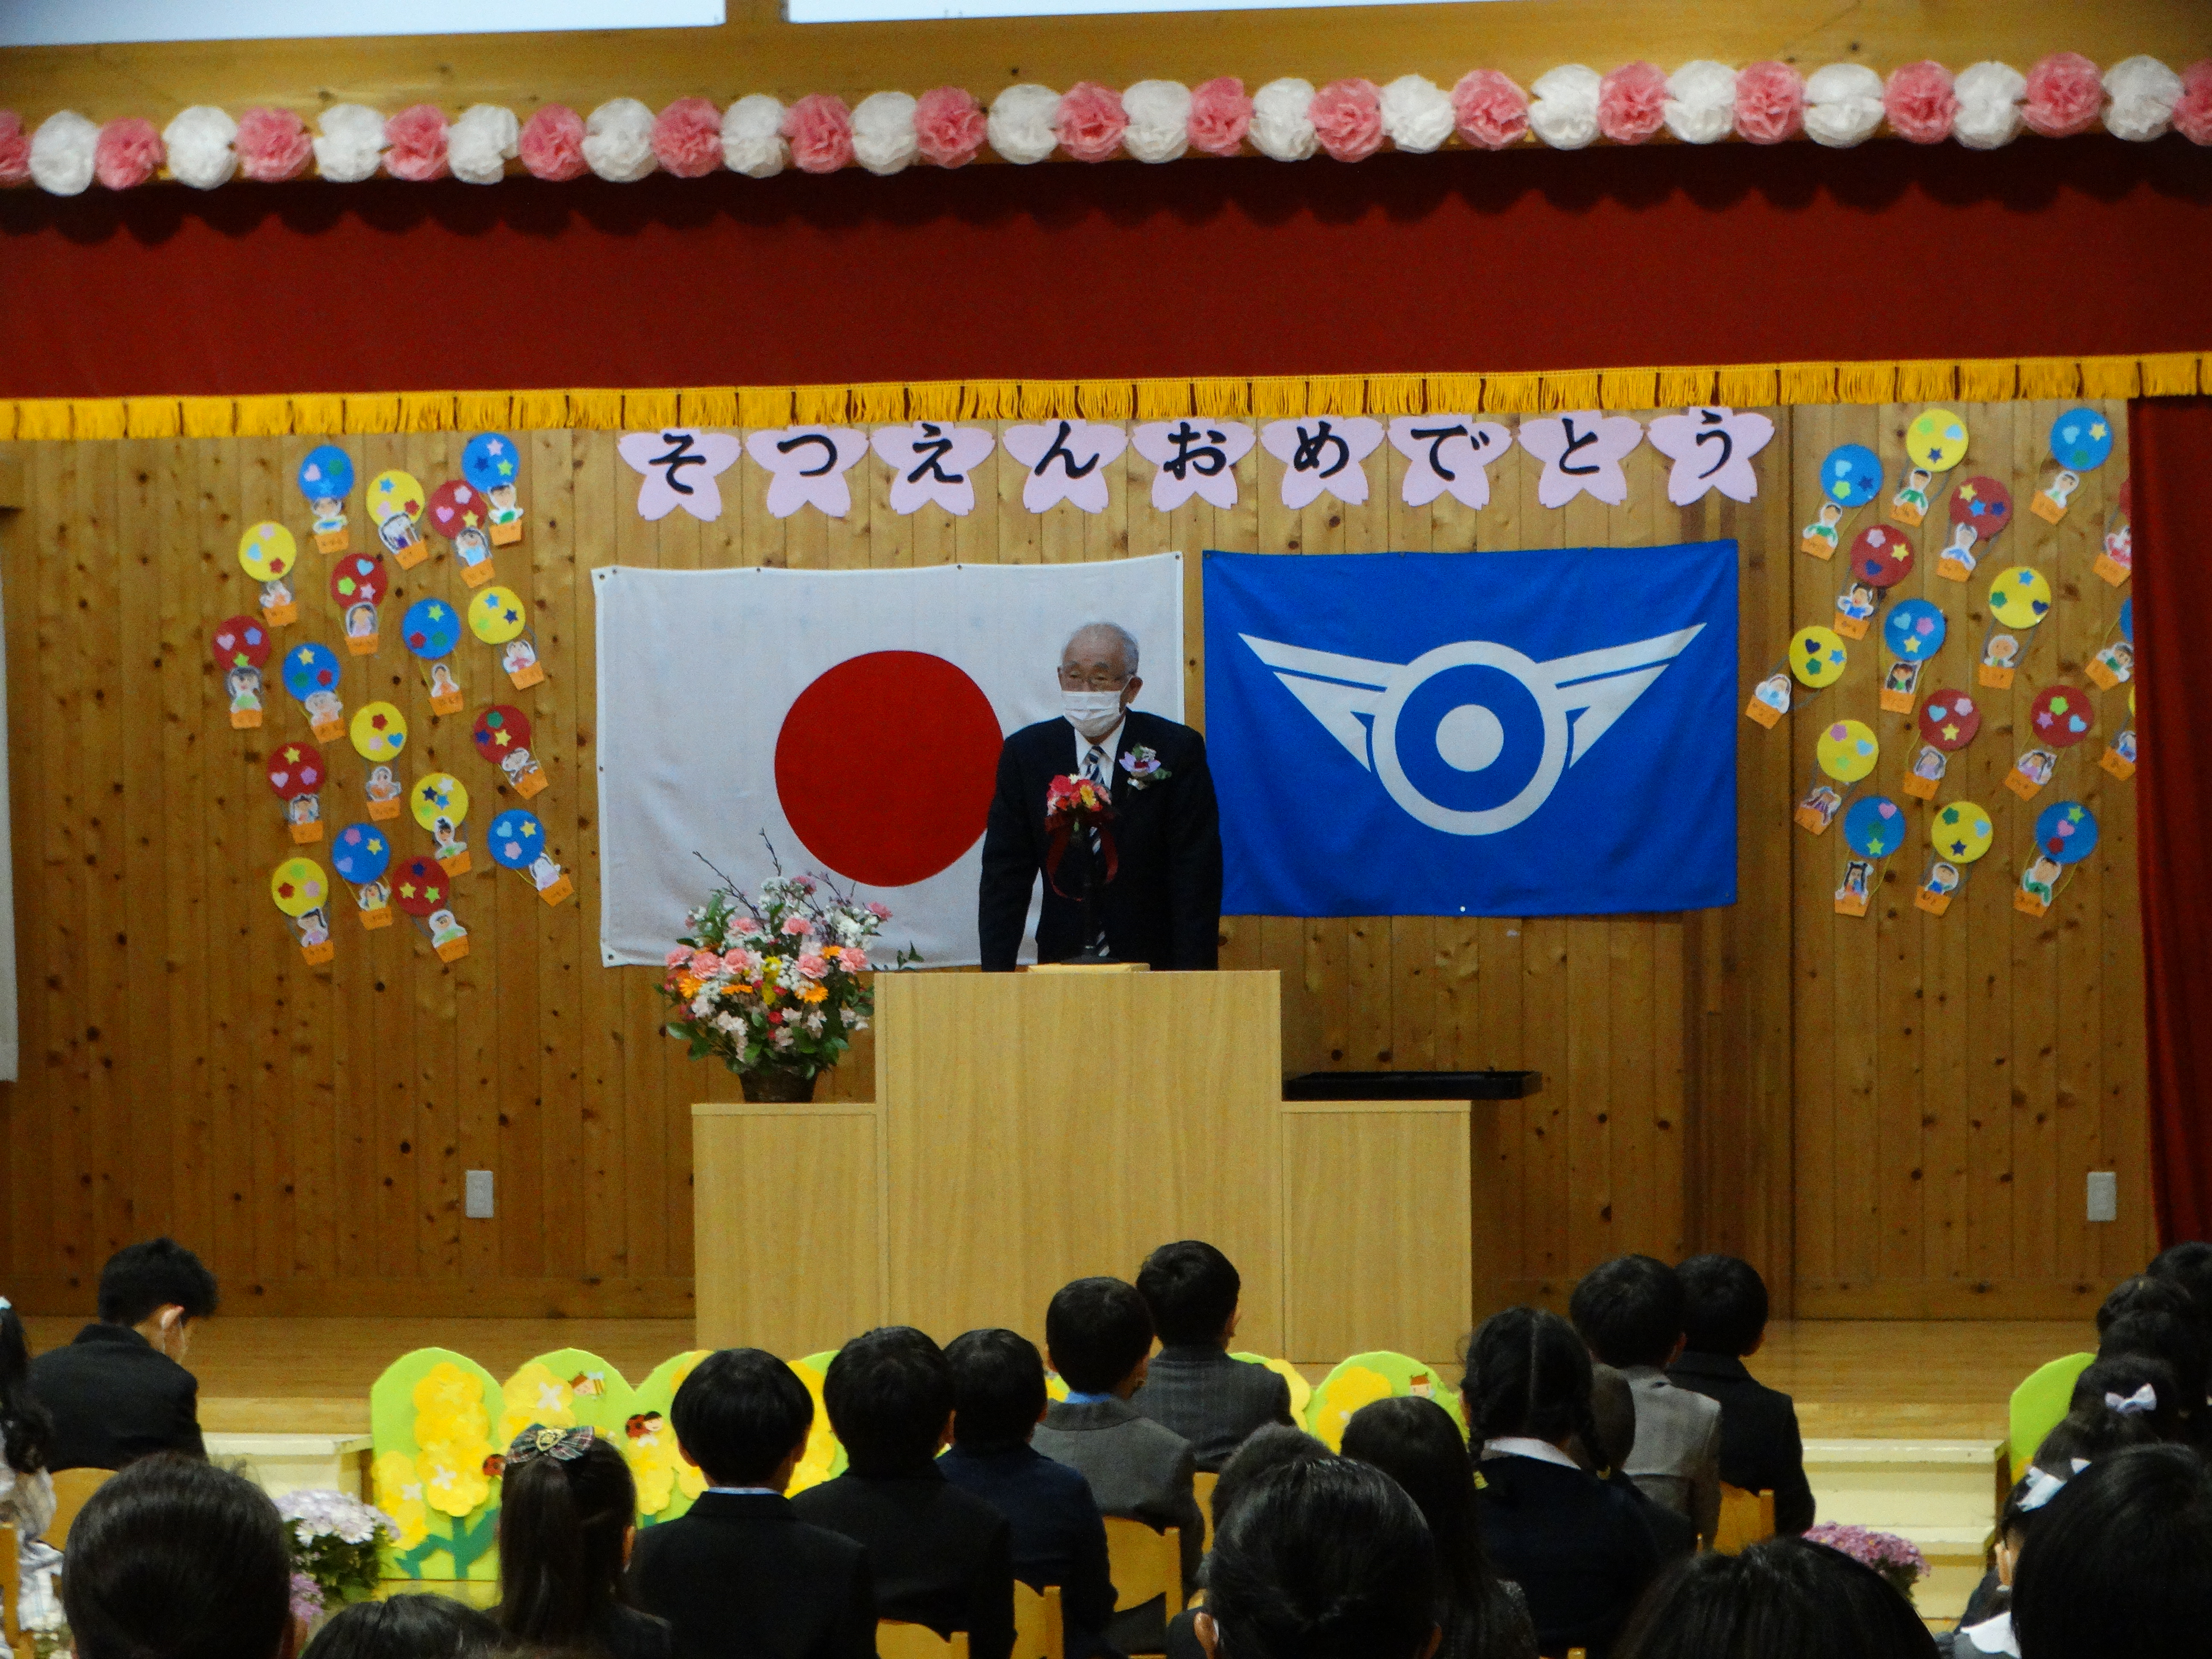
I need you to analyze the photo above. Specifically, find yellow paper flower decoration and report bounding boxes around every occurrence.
[373,1451,431,1549]
[789,1362,841,1494]
[623,1412,683,1514]
[419,1444,492,1518]
[1310,1365,1393,1451]
[498,1361,578,1446]
[412,1361,492,1451]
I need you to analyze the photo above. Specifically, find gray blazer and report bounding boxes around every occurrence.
[1130,1347,1295,1472]
[1034,1398,1204,1653]
[1618,1364,1723,1545]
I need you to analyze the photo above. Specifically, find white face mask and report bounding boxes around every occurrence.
[1063,689,1126,743]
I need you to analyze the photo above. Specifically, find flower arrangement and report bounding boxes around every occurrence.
[1043,772,1119,894]
[1803,1522,1929,1601]
[276,1488,400,1621]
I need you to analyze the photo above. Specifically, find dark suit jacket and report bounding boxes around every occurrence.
[1665,1350,1817,1534]
[628,1490,876,1659]
[1130,1348,1295,1473]
[599,1604,677,1659]
[792,1466,1016,1659]
[1474,1455,1662,1659]
[1033,1398,1203,1654]
[978,711,1222,971]
[28,1324,205,1471]
[940,1442,1116,1659]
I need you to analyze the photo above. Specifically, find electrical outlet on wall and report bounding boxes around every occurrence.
[2086,1171,2119,1223]
[464,1169,495,1220]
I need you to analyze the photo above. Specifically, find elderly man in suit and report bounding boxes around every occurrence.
[978,622,1221,971]
[29,1238,214,1471]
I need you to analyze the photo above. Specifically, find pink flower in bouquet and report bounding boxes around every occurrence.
[782,915,813,937]
[1451,70,1529,149]
[1054,81,1129,162]
[2023,51,2104,137]
[865,901,892,921]
[796,952,830,981]
[732,916,762,937]
[1310,79,1384,161]
[792,874,818,893]
[688,949,722,977]
[1597,61,1668,143]
[665,947,692,968]
[1187,77,1254,155]
[915,87,988,167]
[722,948,760,975]
[839,947,870,972]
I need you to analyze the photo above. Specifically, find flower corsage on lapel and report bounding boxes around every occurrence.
[1119,745,1171,790]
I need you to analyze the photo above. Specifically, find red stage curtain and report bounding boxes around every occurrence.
[2135,397,2212,1245]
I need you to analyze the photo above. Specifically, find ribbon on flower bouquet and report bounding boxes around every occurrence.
[1042,772,1120,898]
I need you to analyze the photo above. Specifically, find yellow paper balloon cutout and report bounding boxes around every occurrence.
[1906,408,1970,474]
[1988,566,2054,630]
[270,857,330,917]
[1817,719,1880,783]
[349,701,409,763]
[469,586,529,645]
[1931,800,1994,864]
[410,772,470,832]
[237,521,297,582]
[368,469,426,525]
[1791,626,1849,689]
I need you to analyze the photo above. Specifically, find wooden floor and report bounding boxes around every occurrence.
[22,1315,2093,1441]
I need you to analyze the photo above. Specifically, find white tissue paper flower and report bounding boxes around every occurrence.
[1663,61,1738,143]
[1250,78,1318,161]
[163,105,238,189]
[850,90,918,175]
[722,95,789,178]
[28,110,97,195]
[1121,80,1192,163]
[583,97,657,182]
[1803,62,1885,147]
[313,104,388,183]
[987,84,1061,164]
[2104,55,2182,142]
[447,104,518,183]
[1379,74,1455,153]
[1528,65,1601,149]
[1951,62,2026,149]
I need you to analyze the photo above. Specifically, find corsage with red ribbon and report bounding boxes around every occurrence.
[1043,772,1118,896]
[1118,745,1170,790]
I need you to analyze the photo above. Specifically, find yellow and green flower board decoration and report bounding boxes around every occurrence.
[371,1348,505,1581]
[1306,1351,1465,1450]
[790,1351,850,1493]
[629,1351,713,1520]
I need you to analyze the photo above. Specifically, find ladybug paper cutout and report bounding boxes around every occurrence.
[267,741,326,800]
[1850,524,1915,588]
[369,470,426,524]
[331,823,394,886]
[392,856,450,916]
[488,809,546,870]
[1884,599,1946,661]
[280,642,343,701]
[349,701,407,762]
[2050,407,2114,473]
[1933,800,1994,864]
[2034,800,2100,864]
[1919,693,1982,751]
[1844,796,1905,859]
[1791,626,1849,688]
[1988,568,2053,630]
[329,552,389,608]
[463,433,520,494]
[1817,719,1879,783]
[1947,476,2012,537]
[298,446,354,504]
[427,480,486,542]
[2030,687,2095,748]
[270,857,330,917]
[1822,444,1883,508]
[469,586,529,644]
[1906,409,1970,474]
[238,522,297,582]
[401,599,461,659]
[473,705,533,763]
[211,617,270,670]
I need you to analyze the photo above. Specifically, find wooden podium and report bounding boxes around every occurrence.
[694,971,1476,1364]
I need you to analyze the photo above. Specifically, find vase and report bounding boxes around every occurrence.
[739,1067,818,1103]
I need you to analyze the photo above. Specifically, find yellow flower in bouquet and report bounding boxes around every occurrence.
[498,1362,577,1445]
[373,1451,431,1549]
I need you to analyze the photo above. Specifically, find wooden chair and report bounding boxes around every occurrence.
[876,1622,970,1659]
[48,1466,115,1549]
[1012,1581,1064,1659]
[1710,1483,1776,1554]
[1193,1470,1219,1554]
[2,1522,34,1659]
[1104,1516,1183,1644]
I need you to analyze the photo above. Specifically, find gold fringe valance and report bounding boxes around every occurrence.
[3,353,2200,440]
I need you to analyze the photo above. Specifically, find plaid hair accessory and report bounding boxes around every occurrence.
[505,1423,596,1467]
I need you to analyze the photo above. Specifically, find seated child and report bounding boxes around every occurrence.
[496,1426,672,1659]
[1162,1426,1327,1659]
[1569,1255,1722,1545]
[1130,1240,1295,1471]
[1667,1254,1816,1533]
[30,1237,216,1469]
[2009,1444,2212,1659]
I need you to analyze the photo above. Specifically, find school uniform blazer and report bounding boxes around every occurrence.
[792,1466,1016,1659]
[1033,1398,1205,1654]
[627,1490,876,1659]
[1665,1350,1817,1534]
[1129,1347,1296,1473]
[1475,1455,1662,1659]
[977,712,1222,972]
[27,1324,205,1470]
[1615,1365,1723,1546]
[939,1442,1117,1659]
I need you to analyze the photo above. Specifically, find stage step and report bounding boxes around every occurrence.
[207,1432,373,1501]
[1805,1438,2005,1624]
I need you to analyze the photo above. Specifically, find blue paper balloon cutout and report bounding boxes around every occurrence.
[279,641,342,701]
[2049,407,2114,473]
[297,445,355,503]
[1883,599,1947,662]
[331,822,394,885]
[488,809,545,871]
[1844,796,1906,860]
[1822,444,1883,508]
[463,432,521,494]
[400,597,461,660]
[2120,597,2133,645]
[2034,800,2100,865]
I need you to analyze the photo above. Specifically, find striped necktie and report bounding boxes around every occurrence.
[1084,744,1107,853]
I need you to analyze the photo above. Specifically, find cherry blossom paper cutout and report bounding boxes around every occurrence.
[1002,419,1129,515]
[1259,417,1385,510]
[1517,412,1645,509]
[869,423,997,517]
[1131,419,1256,512]
[1645,407,1775,506]
[744,426,869,520]
[617,428,745,523]
[1388,415,1513,510]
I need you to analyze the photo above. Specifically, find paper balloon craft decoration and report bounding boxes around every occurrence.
[1916,799,1993,917]
[411,771,472,876]
[1792,626,1848,688]
[1892,407,1970,529]
[1979,567,2052,690]
[2006,685,2095,804]
[1879,599,1946,714]
[348,701,408,821]
[330,821,396,929]
[329,551,390,656]
[462,433,525,547]
[2097,474,2133,587]
[1796,719,1877,836]
[401,597,466,714]
[279,640,346,741]
[1833,525,1913,640]
[1835,795,1905,918]
[488,809,573,905]
[368,469,430,569]
[468,585,544,690]
[2034,406,2114,524]
[2017,800,2100,917]
[393,854,469,961]
[239,522,299,627]
[267,740,327,844]
[212,615,271,730]
[298,445,355,553]
[2088,597,2135,691]
[1905,688,1981,800]
[426,480,497,590]
[1802,444,1882,557]
[271,856,336,963]
[1937,476,2012,582]
[2102,683,2138,782]
[472,704,547,798]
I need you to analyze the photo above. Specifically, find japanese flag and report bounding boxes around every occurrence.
[593,555,1184,967]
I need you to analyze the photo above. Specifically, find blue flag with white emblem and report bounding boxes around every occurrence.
[1203,545,1738,916]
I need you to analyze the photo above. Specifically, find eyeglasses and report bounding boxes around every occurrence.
[1057,666,1131,691]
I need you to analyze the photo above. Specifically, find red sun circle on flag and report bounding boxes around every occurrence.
[774,651,1004,888]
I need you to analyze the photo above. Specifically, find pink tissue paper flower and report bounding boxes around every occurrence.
[914,86,988,166]
[1187,77,1254,155]
[2023,51,2104,137]
[0,112,28,185]
[382,103,450,180]
[2177,62,2212,145]
[520,105,588,180]
[783,93,853,174]
[1310,78,1383,161]
[1732,61,1805,143]
[1597,61,1668,143]
[1450,69,1529,148]
[1884,60,1958,143]
[94,118,163,189]
[652,96,723,177]
[234,107,312,181]
[1055,81,1129,162]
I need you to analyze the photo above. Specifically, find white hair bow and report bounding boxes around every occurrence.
[2018,1467,2069,1511]
[0,1295,11,1311]
[2107,1383,2159,1415]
